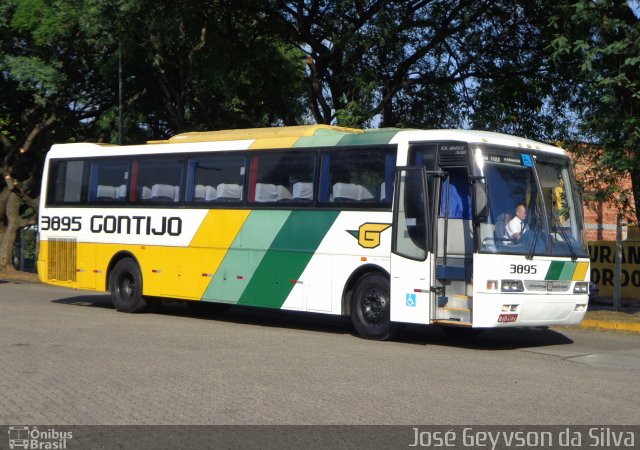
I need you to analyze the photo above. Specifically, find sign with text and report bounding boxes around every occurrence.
[588,241,640,298]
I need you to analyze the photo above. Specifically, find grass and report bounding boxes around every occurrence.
[586,305,640,324]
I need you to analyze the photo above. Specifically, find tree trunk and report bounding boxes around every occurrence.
[0,192,37,273]
[0,221,19,273]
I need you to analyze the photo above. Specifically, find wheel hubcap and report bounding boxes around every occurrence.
[361,288,386,324]
[119,275,135,301]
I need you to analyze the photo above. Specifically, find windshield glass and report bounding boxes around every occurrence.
[475,146,588,258]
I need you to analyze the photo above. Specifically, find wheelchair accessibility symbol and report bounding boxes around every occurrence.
[406,293,416,307]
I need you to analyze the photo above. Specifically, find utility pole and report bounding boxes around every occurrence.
[613,212,622,311]
[118,39,123,146]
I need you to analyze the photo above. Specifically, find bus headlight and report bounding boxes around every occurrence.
[573,282,589,294]
[501,280,524,292]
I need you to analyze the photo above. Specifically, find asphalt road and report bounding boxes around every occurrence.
[1,281,639,426]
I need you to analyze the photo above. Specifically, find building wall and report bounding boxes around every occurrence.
[570,150,636,241]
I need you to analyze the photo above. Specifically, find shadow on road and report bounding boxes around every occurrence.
[400,324,573,349]
[52,294,574,350]
[52,294,113,309]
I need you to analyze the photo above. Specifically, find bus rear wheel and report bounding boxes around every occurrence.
[109,258,148,313]
[350,273,395,340]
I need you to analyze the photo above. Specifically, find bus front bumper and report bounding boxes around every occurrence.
[471,292,589,328]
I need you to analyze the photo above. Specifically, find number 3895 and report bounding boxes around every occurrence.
[510,264,537,274]
[40,215,81,231]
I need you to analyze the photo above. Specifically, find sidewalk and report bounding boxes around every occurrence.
[1,270,639,333]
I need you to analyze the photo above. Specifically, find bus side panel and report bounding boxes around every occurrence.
[297,211,393,315]
[36,240,49,284]
[138,246,201,299]
[94,244,212,300]
[301,254,332,312]
[200,209,391,314]
[200,210,290,304]
[237,210,340,308]
[192,209,252,301]
[77,243,96,290]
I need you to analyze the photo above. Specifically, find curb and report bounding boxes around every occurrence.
[579,319,640,333]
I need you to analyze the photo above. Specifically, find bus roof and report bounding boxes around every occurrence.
[391,129,565,155]
[151,124,363,143]
[47,126,566,157]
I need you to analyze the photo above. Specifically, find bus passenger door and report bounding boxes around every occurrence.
[390,167,433,325]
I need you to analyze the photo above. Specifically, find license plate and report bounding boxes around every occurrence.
[498,314,518,323]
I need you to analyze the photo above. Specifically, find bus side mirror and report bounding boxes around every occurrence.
[473,181,488,223]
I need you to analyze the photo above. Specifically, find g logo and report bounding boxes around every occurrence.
[347,223,391,249]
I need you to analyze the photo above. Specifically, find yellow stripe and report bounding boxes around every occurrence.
[248,137,300,149]
[161,125,362,144]
[573,261,589,281]
[189,210,250,248]
[189,210,251,298]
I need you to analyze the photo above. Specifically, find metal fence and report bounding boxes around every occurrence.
[12,226,37,273]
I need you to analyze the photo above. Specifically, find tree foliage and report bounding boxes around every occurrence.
[0,0,97,271]
[549,0,640,223]
[78,0,307,140]
[263,0,563,136]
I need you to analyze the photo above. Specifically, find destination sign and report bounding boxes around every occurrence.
[483,153,525,166]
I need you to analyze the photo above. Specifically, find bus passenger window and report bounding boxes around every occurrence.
[248,152,315,204]
[88,159,130,203]
[318,147,396,205]
[133,157,185,203]
[47,160,87,205]
[186,154,245,203]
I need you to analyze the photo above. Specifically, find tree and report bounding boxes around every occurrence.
[80,0,307,139]
[548,0,640,224]
[262,0,561,131]
[0,0,106,272]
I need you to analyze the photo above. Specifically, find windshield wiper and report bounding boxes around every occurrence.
[553,216,577,261]
[526,202,544,261]
[526,218,540,261]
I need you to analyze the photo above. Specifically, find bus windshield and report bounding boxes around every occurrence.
[475,146,589,258]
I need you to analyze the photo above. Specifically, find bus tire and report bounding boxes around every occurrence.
[109,258,147,313]
[350,273,395,340]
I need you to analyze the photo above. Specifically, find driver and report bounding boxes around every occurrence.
[505,203,528,241]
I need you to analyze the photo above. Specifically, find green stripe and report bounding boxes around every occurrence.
[293,129,354,148]
[545,261,579,280]
[336,129,399,146]
[237,210,340,308]
[202,210,291,303]
[559,262,577,280]
[545,261,565,280]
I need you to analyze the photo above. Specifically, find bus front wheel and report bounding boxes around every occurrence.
[109,258,148,313]
[350,273,395,340]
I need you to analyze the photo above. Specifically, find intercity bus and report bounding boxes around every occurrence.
[38,125,590,339]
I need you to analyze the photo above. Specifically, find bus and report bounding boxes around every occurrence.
[37,125,590,339]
